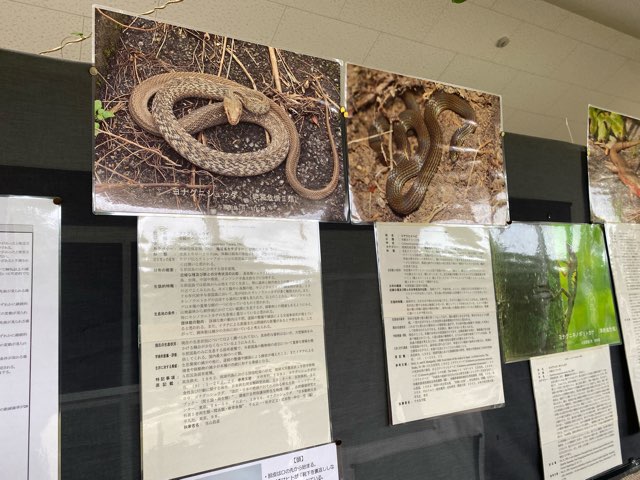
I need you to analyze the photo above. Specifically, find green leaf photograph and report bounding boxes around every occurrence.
[490,223,619,362]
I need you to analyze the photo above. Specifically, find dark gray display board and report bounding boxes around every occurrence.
[2,48,640,480]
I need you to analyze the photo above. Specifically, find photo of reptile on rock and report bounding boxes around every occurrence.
[587,105,640,223]
[346,64,508,225]
[93,7,346,221]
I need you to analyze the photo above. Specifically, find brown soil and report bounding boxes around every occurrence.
[346,64,508,224]
[93,8,346,221]
[588,139,640,223]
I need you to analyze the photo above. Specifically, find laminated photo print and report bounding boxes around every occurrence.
[93,6,347,221]
[346,63,508,225]
[588,105,640,223]
[491,223,620,362]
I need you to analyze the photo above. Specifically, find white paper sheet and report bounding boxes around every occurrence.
[531,346,621,480]
[375,223,504,424]
[138,216,331,480]
[183,443,339,480]
[605,223,640,422]
[0,196,60,480]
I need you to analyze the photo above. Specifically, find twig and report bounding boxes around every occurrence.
[276,49,299,88]
[424,203,447,223]
[227,48,257,89]
[312,78,339,110]
[268,47,282,93]
[39,33,92,55]
[95,182,213,192]
[190,163,197,186]
[320,96,340,187]
[221,44,265,142]
[244,48,260,67]
[217,36,228,76]
[94,140,124,162]
[106,101,126,114]
[387,123,394,168]
[96,8,159,32]
[132,54,142,85]
[40,0,185,56]
[348,129,391,146]
[98,130,180,166]
[141,0,184,15]
[323,99,337,150]
[92,67,117,97]
[190,38,201,71]
[225,39,235,78]
[565,118,574,144]
[96,163,137,183]
[200,33,208,73]
[106,146,142,181]
[464,140,491,193]
[155,24,169,58]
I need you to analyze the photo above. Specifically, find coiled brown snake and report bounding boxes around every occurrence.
[369,90,477,215]
[129,72,340,200]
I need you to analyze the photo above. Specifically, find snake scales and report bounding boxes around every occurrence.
[369,89,477,215]
[129,72,340,200]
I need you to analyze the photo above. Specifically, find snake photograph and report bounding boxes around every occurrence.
[93,7,345,220]
[346,64,508,225]
[587,106,640,223]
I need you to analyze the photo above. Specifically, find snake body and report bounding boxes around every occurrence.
[609,140,640,197]
[369,90,477,215]
[129,72,339,199]
[150,75,289,177]
[130,72,271,134]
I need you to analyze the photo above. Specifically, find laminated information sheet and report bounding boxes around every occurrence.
[183,443,339,480]
[605,224,640,422]
[375,223,504,424]
[138,216,331,480]
[531,347,621,480]
[0,196,60,480]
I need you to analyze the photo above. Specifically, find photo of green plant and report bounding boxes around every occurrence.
[490,223,619,363]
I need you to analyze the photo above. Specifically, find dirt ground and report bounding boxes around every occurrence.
[346,64,508,224]
[588,139,640,223]
[93,8,346,221]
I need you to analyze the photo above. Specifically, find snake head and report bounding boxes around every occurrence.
[223,94,243,125]
[237,90,270,115]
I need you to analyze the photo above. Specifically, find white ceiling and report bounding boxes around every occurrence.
[1,0,640,146]
[544,0,640,40]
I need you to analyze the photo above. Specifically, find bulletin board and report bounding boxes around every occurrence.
[2,48,640,480]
